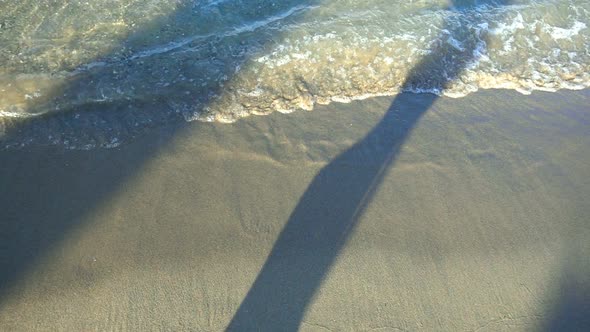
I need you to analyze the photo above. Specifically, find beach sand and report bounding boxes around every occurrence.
[1,89,589,331]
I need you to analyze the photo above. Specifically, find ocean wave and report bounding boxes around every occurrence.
[1,0,589,149]
[199,0,589,122]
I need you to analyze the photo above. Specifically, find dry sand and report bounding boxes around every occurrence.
[1,89,589,331]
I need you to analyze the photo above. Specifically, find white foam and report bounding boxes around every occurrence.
[446,36,466,52]
[545,21,587,40]
[489,13,525,35]
[0,110,41,119]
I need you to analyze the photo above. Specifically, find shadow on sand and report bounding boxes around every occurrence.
[0,0,319,302]
[227,1,513,330]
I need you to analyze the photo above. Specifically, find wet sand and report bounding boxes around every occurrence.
[1,89,589,331]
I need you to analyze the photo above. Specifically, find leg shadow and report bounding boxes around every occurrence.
[0,0,317,302]
[544,281,590,331]
[542,243,590,331]
[227,1,511,330]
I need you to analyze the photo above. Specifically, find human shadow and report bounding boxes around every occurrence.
[0,0,317,302]
[544,280,590,331]
[227,1,511,330]
[541,242,590,331]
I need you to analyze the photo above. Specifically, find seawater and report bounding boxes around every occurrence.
[0,0,588,149]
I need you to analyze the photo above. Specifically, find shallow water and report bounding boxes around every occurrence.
[0,0,588,148]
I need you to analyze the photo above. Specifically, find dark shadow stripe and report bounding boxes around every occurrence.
[227,1,512,330]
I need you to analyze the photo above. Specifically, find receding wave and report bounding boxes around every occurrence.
[0,0,588,149]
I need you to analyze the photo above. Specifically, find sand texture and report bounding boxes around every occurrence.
[1,89,589,331]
